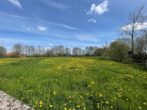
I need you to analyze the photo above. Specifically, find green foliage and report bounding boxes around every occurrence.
[0,46,6,56]
[94,47,109,57]
[109,41,129,61]
[0,57,147,110]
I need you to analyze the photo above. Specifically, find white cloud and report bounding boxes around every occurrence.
[121,22,147,31]
[22,25,34,31]
[0,11,27,20]
[41,0,68,10]
[48,22,78,30]
[35,19,78,30]
[87,0,109,15]
[60,24,78,30]
[88,18,97,23]
[76,34,98,42]
[37,26,47,31]
[8,0,22,9]
[22,25,47,32]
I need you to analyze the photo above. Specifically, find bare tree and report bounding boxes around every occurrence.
[121,6,146,54]
[65,48,71,56]
[85,46,97,56]
[143,31,147,53]
[72,47,82,56]
[24,45,35,56]
[52,45,65,56]
[13,44,23,55]
[35,46,45,56]
[135,31,147,54]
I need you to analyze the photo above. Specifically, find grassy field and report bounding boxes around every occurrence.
[0,57,147,110]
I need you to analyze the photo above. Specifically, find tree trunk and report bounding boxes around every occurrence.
[146,59,147,69]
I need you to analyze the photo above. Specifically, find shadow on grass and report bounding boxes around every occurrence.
[96,57,147,72]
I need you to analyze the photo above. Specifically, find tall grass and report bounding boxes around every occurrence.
[0,57,146,110]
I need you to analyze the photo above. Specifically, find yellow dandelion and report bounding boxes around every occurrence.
[91,81,95,85]
[105,101,109,104]
[118,94,121,97]
[97,105,100,108]
[39,100,43,108]
[138,106,142,110]
[86,93,90,96]
[64,103,67,106]
[68,96,72,99]
[76,105,80,108]
[99,93,103,97]
[53,91,56,95]
[39,104,43,108]
[50,104,53,108]
[64,107,67,110]
[114,97,117,100]
[80,95,83,99]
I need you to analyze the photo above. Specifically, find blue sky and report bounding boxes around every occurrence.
[0,0,146,50]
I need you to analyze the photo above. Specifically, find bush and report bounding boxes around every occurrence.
[0,46,6,57]
[108,40,129,61]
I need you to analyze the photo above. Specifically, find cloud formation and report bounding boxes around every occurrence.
[121,22,147,31]
[76,34,98,42]
[49,22,78,30]
[8,0,22,9]
[22,25,34,31]
[37,26,47,31]
[88,18,97,23]
[87,0,109,15]
[41,0,68,10]
[60,24,78,30]
[23,25,47,32]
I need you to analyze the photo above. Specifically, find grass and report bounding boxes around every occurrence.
[0,57,147,110]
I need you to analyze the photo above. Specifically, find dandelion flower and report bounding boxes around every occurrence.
[50,104,53,108]
[76,105,80,108]
[97,105,100,108]
[110,106,113,109]
[105,101,109,104]
[138,106,142,110]
[99,93,103,97]
[39,100,43,108]
[53,91,56,95]
[64,103,67,106]
[64,107,67,110]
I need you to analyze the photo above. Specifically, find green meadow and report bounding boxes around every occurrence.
[0,57,147,110]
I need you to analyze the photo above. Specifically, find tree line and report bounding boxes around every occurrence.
[0,44,98,57]
[0,30,146,60]
[0,6,147,65]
